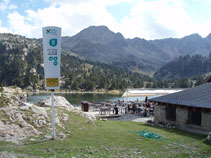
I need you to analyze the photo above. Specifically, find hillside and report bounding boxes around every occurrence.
[154,54,211,80]
[0,33,153,90]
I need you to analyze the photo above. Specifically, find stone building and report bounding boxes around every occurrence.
[150,83,211,134]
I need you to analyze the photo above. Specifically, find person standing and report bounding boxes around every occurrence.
[145,96,148,103]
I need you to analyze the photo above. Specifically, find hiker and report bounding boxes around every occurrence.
[145,96,148,103]
[132,104,136,114]
[114,105,118,114]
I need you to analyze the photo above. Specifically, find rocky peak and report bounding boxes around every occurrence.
[73,25,126,45]
[205,33,211,41]
[182,33,202,41]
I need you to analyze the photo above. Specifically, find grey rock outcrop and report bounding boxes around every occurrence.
[71,108,96,122]
[37,96,74,110]
[37,96,96,122]
[0,87,96,143]
[1,87,27,107]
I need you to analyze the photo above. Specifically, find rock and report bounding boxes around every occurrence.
[0,103,53,143]
[20,102,33,108]
[0,151,12,158]
[57,132,66,139]
[37,96,74,111]
[19,102,50,128]
[1,87,27,107]
[3,87,22,94]
[0,120,40,144]
[62,113,69,121]
[37,96,96,122]
[44,135,52,140]
[82,112,96,122]
[205,132,211,144]
[0,89,97,144]
[71,109,96,122]
[54,111,64,128]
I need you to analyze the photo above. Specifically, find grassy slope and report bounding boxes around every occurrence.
[0,111,210,158]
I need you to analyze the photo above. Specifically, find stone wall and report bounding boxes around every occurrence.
[201,110,211,131]
[176,107,188,128]
[154,103,166,124]
[154,103,210,134]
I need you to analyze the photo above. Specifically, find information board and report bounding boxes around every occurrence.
[42,26,61,90]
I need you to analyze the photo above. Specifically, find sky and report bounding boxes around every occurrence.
[1,0,211,40]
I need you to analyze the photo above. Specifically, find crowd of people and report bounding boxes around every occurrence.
[113,96,154,116]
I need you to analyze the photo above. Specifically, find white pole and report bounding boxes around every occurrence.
[51,90,55,139]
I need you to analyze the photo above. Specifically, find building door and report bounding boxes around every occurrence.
[188,107,201,126]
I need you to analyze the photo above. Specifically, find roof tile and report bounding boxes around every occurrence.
[150,83,211,109]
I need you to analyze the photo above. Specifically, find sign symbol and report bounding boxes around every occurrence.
[54,57,57,61]
[46,29,50,34]
[49,56,58,66]
[49,56,53,61]
[49,39,57,47]
[53,61,58,66]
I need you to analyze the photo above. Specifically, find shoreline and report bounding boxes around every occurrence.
[26,90,124,95]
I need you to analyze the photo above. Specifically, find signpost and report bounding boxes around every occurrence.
[42,26,61,139]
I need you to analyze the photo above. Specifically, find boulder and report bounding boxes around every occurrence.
[3,87,22,94]
[0,120,40,144]
[1,87,27,107]
[0,91,96,143]
[71,109,96,122]
[37,96,74,111]
[37,96,96,122]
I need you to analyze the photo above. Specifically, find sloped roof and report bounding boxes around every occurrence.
[149,83,211,109]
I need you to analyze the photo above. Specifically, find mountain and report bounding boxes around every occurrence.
[1,26,211,89]
[151,33,211,57]
[62,26,172,72]
[62,26,211,73]
[154,54,211,80]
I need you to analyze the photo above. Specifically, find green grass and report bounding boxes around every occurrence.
[0,112,210,158]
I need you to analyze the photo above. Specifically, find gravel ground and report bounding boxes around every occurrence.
[86,110,153,123]
[108,113,154,122]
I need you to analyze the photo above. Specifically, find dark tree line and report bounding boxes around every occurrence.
[154,53,211,80]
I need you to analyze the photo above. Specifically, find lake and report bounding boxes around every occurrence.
[27,93,160,106]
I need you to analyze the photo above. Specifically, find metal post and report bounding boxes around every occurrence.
[51,90,55,139]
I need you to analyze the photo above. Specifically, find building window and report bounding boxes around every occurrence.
[166,104,176,121]
[188,108,201,126]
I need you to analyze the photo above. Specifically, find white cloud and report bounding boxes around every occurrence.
[117,0,196,39]
[0,0,17,12]
[3,0,211,39]
[196,20,211,37]
[0,20,11,33]
[5,1,119,38]
[7,12,38,37]
[44,0,132,6]
[0,0,9,12]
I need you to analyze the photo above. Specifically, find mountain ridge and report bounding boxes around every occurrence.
[1,25,211,74]
[61,25,211,73]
